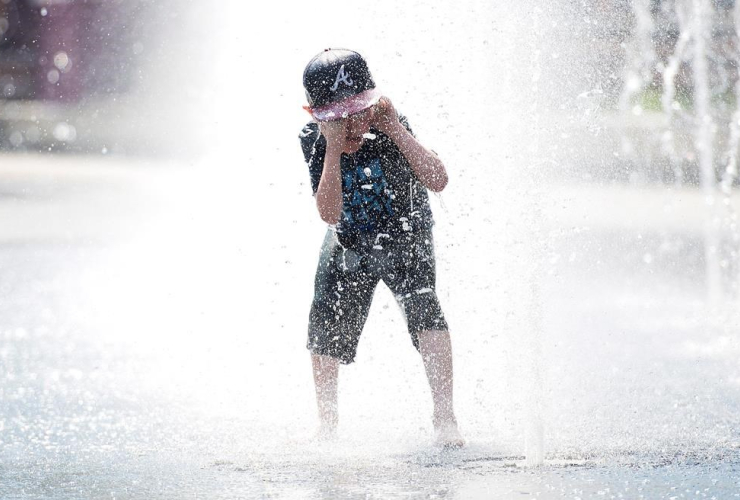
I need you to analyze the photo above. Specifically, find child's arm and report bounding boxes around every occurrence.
[372,97,449,192]
[315,120,347,225]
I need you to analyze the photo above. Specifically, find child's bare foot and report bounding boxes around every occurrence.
[314,423,337,443]
[434,419,465,449]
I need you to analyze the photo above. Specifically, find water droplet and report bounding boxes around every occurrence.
[53,51,71,72]
[53,122,77,142]
[9,131,23,147]
[47,69,60,84]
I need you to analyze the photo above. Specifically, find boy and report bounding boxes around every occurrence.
[299,48,463,448]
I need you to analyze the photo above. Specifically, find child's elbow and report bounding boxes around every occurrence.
[317,204,341,225]
[320,212,340,225]
[429,171,448,192]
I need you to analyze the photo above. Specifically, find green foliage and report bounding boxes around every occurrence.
[633,85,693,112]
[632,85,737,113]
[637,86,664,111]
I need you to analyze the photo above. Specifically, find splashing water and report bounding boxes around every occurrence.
[2,0,740,498]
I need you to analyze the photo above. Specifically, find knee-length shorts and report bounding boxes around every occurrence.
[307,228,449,364]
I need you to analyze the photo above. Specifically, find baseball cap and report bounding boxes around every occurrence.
[303,48,382,122]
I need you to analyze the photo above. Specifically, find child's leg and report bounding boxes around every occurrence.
[311,353,339,436]
[378,229,464,447]
[418,329,455,423]
[307,230,380,436]
[418,329,464,448]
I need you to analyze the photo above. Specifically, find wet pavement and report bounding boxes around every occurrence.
[1,154,739,499]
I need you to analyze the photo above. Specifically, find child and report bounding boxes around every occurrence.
[299,48,463,448]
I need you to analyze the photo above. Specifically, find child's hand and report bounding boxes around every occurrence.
[319,119,349,155]
[371,96,401,135]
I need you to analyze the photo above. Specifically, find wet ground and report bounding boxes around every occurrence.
[1,154,739,499]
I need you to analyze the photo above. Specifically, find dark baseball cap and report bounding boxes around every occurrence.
[303,48,382,121]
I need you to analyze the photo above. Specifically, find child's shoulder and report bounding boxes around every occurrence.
[299,121,319,141]
[299,121,324,164]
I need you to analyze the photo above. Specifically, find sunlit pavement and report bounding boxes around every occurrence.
[1,154,740,499]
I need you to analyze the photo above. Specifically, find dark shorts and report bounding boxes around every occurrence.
[307,228,449,364]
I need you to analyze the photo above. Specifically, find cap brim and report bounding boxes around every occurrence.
[310,88,382,122]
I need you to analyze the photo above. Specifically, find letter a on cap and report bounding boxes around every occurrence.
[330,65,354,91]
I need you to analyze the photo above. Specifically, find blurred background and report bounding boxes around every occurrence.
[1,0,740,498]
[0,0,217,155]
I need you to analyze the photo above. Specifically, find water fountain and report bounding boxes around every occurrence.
[622,0,740,305]
[2,0,740,498]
